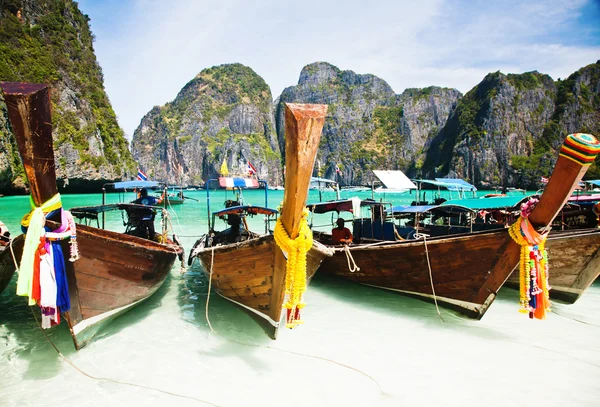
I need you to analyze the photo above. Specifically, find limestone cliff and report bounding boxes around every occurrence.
[131,64,281,186]
[0,0,136,194]
[422,61,600,189]
[275,62,461,185]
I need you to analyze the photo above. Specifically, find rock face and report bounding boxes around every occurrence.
[422,61,600,189]
[275,62,461,185]
[0,0,135,194]
[131,64,281,186]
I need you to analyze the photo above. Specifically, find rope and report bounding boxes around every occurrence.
[421,235,445,322]
[9,236,19,270]
[342,245,360,272]
[393,228,405,241]
[29,307,222,406]
[205,247,215,332]
[164,215,186,273]
[164,195,185,234]
[551,310,600,328]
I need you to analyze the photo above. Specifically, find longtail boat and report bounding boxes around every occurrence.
[438,196,600,304]
[0,82,184,349]
[311,133,600,319]
[189,103,333,339]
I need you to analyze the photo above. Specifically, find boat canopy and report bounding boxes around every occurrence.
[213,205,278,217]
[71,204,121,215]
[107,180,162,190]
[441,195,534,210]
[434,178,477,192]
[307,198,384,214]
[569,193,600,203]
[373,170,417,191]
[310,176,337,184]
[71,203,163,216]
[218,177,260,188]
[584,179,600,187]
[387,204,474,216]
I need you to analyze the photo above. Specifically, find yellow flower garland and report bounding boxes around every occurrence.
[508,217,550,319]
[274,208,313,328]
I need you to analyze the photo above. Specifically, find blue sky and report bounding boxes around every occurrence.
[77,0,600,139]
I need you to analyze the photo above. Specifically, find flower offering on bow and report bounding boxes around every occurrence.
[274,207,313,328]
[508,198,550,320]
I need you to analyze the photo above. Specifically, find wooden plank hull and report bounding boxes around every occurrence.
[0,235,23,295]
[196,235,332,338]
[4,223,182,349]
[505,228,600,304]
[317,133,600,319]
[319,230,511,319]
[0,82,184,349]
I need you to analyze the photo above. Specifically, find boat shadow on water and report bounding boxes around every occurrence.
[0,272,172,378]
[176,263,277,369]
[309,272,520,342]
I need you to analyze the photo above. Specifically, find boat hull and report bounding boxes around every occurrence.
[505,228,600,304]
[6,222,182,349]
[195,235,332,338]
[318,230,516,319]
[0,235,23,295]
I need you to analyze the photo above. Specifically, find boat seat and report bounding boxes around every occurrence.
[123,206,156,236]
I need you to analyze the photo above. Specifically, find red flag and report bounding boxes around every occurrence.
[247,161,257,175]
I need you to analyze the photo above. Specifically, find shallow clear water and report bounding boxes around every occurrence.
[1,189,599,407]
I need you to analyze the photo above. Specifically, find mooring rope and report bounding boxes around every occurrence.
[205,247,216,332]
[421,235,445,322]
[164,197,185,234]
[341,245,360,273]
[30,307,222,406]
[551,310,600,328]
[9,236,19,271]
[202,245,386,395]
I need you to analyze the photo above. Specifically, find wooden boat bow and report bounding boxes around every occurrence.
[1,82,182,349]
[271,103,328,331]
[1,82,57,206]
[473,133,600,311]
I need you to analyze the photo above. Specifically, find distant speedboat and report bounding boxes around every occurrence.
[340,186,370,192]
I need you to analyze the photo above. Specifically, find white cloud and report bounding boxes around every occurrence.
[78,0,599,138]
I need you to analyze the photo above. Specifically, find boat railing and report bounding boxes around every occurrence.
[71,203,170,240]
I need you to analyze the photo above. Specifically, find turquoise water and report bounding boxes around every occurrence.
[1,189,599,406]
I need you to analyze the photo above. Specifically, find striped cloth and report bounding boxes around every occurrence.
[218,177,259,188]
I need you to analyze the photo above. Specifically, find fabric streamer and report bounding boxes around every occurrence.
[17,194,62,304]
[16,193,79,328]
[53,243,70,312]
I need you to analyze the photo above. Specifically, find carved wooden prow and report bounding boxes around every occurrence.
[1,82,57,206]
[473,133,600,310]
[269,103,327,337]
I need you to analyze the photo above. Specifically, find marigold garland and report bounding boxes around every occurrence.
[508,202,551,320]
[274,208,313,329]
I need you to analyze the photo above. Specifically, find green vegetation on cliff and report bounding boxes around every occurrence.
[0,0,135,181]
[159,63,272,137]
